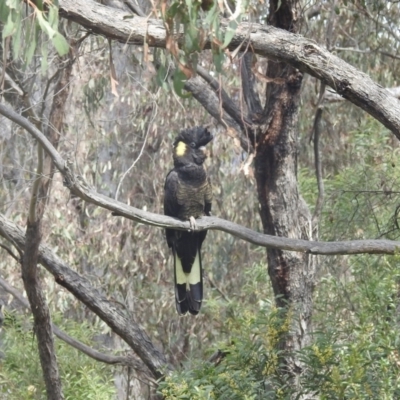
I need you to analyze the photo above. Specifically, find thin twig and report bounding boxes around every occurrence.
[2,103,400,255]
[311,83,326,227]
[114,75,159,201]
[0,243,19,261]
[0,276,153,377]
[207,275,230,302]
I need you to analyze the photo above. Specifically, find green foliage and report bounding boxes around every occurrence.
[300,116,399,242]
[1,0,68,69]
[296,116,400,398]
[160,116,400,399]
[158,263,291,399]
[299,252,400,399]
[159,248,400,399]
[161,0,242,96]
[0,311,116,399]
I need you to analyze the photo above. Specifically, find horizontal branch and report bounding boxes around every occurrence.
[324,86,400,104]
[57,0,400,137]
[0,276,150,375]
[1,102,399,255]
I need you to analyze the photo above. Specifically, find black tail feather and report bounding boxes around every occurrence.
[173,246,203,316]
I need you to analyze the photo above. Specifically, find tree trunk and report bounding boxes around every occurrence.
[22,221,64,400]
[254,0,316,385]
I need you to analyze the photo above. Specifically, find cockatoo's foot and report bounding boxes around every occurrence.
[189,216,197,231]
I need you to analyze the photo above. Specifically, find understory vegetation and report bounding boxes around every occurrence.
[1,115,399,399]
[160,120,400,399]
[1,0,400,398]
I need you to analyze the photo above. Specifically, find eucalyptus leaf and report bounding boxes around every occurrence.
[48,5,59,29]
[213,52,224,73]
[2,13,16,38]
[52,32,69,56]
[11,14,22,58]
[184,0,193,14]
[204,2,218,25]
[36,11,56,38]
[156,65,169,91]
[222,20,238,49]
[188,24,200,51]
[173,69,191,98]
[6,0,20,8]
[25,21,38,65]
[0,1,10,23]
[36,0,44,10]
[167,2,181,19]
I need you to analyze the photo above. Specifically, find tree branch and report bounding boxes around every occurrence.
[183,74,253,151]
[0,276,152,378]
[240,52,263,117]
[1,102,399,256]
[124,0,146,17]
[324,86,400,103]
[0,242,19,260]
[196,64,253,132]
[0,213,171,379]
[22,220,64,400]
[56,0,400,137]
[311,83,326,226]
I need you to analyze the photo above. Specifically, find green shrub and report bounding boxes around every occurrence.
[0,311,116,399]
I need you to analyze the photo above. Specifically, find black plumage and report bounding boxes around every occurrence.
[164,127,213,315]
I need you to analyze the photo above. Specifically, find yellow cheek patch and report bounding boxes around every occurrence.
[175,141,187,156]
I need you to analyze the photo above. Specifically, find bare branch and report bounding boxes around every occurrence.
[57,0,400,137]
[305,3,322,20]
[311,83,326,226]
[22,220,64,399]
[325,86,400,103]
[0,68,24,96]
[0,242,19,261]
[1,102,400,256]
[0,277,152,377]
[183,75,253,151]
[240,52,263,117]
[124,0,146,17]
[0,213,171,379]
[0,103,65,171]
[196,64,253,132]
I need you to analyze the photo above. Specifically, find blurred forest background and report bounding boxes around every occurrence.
[1,0,400,398]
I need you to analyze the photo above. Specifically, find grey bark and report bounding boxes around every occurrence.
[0,102,400,256]
[22,221,64,400]
[0,213,171,379]
[57,0,400,138]
[0,276,150,374]
[247,0,315,392]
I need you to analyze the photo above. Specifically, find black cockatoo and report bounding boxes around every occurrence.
[164,127,213,315]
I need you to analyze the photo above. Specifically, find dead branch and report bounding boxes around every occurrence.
[0,102,399,256]
[57,0,400,138]
[0,213,171,379]
[0,276,152,378]
[311,83,326,226]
